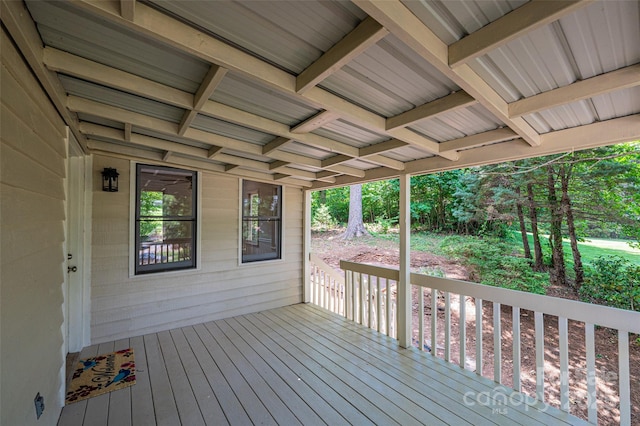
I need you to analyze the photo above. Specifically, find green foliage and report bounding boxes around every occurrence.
[579,256,640,312]
[139,191,163,239]
[312,204,336,231]
[373,216,397,234]
[440,235,549,294]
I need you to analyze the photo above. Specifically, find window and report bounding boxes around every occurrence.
[241,180,282,263]
[135,164,197,274]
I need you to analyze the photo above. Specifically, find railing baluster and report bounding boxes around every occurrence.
[316,266,321,307]
[535,311,545,401]
[459,294,466,368]
[386,278,391,336]
[377,276,382,333]
[476,298,483,375]
[359,273,364,325]
[585,323,597,424]
[493,302,501,383]
[330,276,334,313]
[431,288,438,358]
[368,274,373,329]
[319,270,324,309]
[325,271,329,310]
[559,316,569,413]
[513,307,521,392]
[619,330,630,426]
[445,292,451,362]
[392,289,397,338]
[344,270,349,319]
[418,286,425,351]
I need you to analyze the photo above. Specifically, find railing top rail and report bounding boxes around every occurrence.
[340,260,640,334]
[411,273,640,334]
[311,253,345,285]
[340,260,400,281]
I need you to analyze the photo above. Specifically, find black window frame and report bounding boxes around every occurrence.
[241,180,282,263]
[135,164,197,275]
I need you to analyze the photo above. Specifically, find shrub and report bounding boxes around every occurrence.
[440,235,549,294]
[579,256,640,311]
[312,204,336,231]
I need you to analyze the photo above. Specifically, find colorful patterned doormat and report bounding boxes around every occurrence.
[65,348,136,404]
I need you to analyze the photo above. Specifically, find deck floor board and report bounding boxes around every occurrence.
[59,304,590,426]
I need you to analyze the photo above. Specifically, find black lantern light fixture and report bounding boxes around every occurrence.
[101,167,119,192]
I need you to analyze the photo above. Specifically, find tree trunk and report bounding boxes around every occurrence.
[342,184,369,240]
[527,182,544,271]
[515,186,532,259]
[547,166,567,287]
[560,164,584,289]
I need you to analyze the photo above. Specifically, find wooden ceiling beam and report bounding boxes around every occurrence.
[87,138,314,188]
[83,123,321,182]
[68,0,461,161]
[201,100,361,157]
[124,122,132,142]
[438,128,518,153]
[120,0,135,21]
[359,139,407,157]
[361,155,405,170]
[43,47,193,109]
[315,175,337,184]
[386,91,476,131]
[296,16,388,94]
[269,161,291,171]
[291,110,340,134]
[207,146,223,159]
[321,155,353,168]
[311,114,640,190]
[262,137,293,155]
[179,64,228,135]
[1,1,89,151]
[178,110,198,136]
[509,64,640,118]
[354,0,542,147]
[448,0,594,68]
[389,127,459,160]
[194,65,227,110]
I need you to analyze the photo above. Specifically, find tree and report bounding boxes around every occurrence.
[547,164,567,287]
[342,184,369,240]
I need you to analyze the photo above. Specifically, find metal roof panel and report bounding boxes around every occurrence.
[26,0,209,93]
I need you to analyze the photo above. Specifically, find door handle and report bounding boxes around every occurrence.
[68,266,78,273]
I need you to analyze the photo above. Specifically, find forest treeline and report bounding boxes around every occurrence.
[313,143,640,310]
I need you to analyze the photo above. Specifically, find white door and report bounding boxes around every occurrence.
[65,140,91,353]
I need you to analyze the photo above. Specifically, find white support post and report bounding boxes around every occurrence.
[303,190,312,303]
[398,173,411,348]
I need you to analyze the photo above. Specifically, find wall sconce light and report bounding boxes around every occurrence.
[101,167,119,192]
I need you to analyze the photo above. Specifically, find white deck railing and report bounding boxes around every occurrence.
[309,259,640,426]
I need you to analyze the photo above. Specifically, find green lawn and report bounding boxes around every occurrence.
[513,232,640,266]
[373,229,640,266]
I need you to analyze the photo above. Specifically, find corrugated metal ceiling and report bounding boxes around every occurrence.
[14,0,639,189]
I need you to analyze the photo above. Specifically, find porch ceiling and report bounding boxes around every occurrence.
[4,0,639,189]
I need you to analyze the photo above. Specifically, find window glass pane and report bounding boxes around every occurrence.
[242,180,282,263]
[139,221,193,266]
[136,164,196,274]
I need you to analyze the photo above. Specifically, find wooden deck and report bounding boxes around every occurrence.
[58,304,589,425]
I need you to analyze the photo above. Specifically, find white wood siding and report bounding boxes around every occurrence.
[90,156,304,343]
[1,29,67,426]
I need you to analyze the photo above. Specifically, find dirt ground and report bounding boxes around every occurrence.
[312,230,639,425]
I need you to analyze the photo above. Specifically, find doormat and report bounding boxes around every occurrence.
[65,348,136,404]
